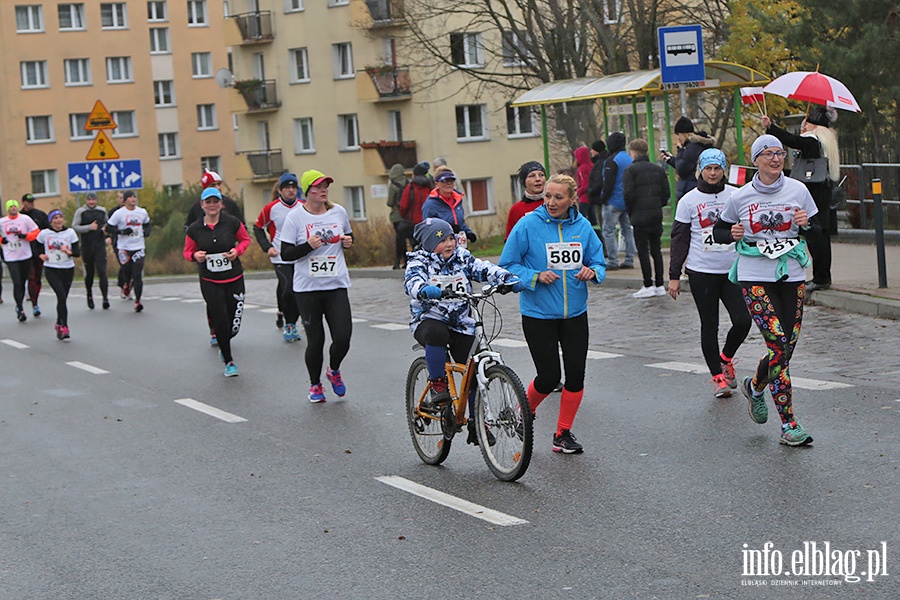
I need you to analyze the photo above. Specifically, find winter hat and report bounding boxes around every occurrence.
[6,199,19,211]
[806,105,837,128]
[591,140,606,153]
[201,187,223,201]
[674,116,695,134]
[698,148,727,171]
[200,169,223,189]
[278,172,299,189]
[48,209,64,221]
[518,161,545,186]
[300,170,334,195]
[434,170,456,182]
[414,217,454,252]
[751,135,785,162]
[413,162,430,176]
[21,193,35,203]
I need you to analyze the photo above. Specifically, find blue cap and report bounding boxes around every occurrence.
[201,187,222,200]
[698,148,727,171]
[279,172,299,188]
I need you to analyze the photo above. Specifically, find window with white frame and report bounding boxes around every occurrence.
[64,58,91,86]
[338,114,359,150]
[293,117,315,154]
[289,48,309,83]
[58,4,86,30]
[332,43,354,79]
[31,169,59,196]
[456,104,487,141]
[69,113,91,140]
[158,132,179,158]
[149,28,170,53]
[26,116,54,143]
[501,30,531,67]
[192,52,212,77]
[509,175,524,202]
[506,105,537,137]
[603,0,622,24]
[21,60,49,88]
[100,3,128,29]
[450,32,483,67]
[285,0,303,12]
[164,184,182,195]
[387,110,402,142]
[345,187,365,219]
[462,178,494,215]
[187,0,207,25]
[200,156,221,174]
[197,104,217,130]
[106,57,133,82]
[154,80,175,106]
[328,0,349,6]
[16,5,44,32]
[147,1,167,21]
[111,111,137,137]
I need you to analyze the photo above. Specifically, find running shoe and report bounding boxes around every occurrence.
[466,418,497,447]
[621,262,635,269]
[33,305,41,317]
[720,359,738,389]
[16,306,26,322]
[309,383,327,403]
[326,368,346,397]
[741,376,768,424]
[553,429,583,454]
[134,301,143,313]
[210,334,218,347]
[122,282,131,299]
[780,421,813,446]
[654,285,668,297]
[102,298,110,310]
[276,311,284,329]
[61,326,70,340]
[290,324,302,342]
[87,295,95,310]
[422,377,450,411]
[632,286,656,299]
[224,361,239,377]
[712,374,731,398]
[55,323,64,340]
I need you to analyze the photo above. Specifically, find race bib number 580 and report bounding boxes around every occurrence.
[546,242,583,270]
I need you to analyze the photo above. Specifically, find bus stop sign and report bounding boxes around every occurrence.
[658,25,705,85]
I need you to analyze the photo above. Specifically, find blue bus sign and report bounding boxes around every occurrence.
[68,159,143,193]
[658,25,705,85]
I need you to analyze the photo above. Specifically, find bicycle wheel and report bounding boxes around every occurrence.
[474,364,532,481]
[406,357,451,465]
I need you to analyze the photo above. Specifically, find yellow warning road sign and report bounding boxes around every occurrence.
[84,100,117,131]
[86,130,120,160]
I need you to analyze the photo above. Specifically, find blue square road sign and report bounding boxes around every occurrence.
[68,159,143,193]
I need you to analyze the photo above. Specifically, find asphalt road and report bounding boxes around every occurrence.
[1,274,897,599]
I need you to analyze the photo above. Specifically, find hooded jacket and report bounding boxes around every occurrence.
[574,146,592,205]
[600,132,632,211]
[399,174,431,224]
[665,132,714,199]
[421,188,474,238]
[386,164,409,224]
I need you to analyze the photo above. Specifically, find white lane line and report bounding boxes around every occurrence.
[174,398,247,423]
[587,350,623,360]
[371,323,408,331]
[243,303,260,309]
[352,317,368,323]
[1,339,30,349]
[159,297,182,302]
[646,361,854,390]
[182,298,205,303]
[648,361,706,374]
[66,361,109,375]
[258,307,279,314]
[492,338,529,348]
[375,475,528,526]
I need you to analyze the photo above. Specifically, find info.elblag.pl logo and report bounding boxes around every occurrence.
[741,541,889,586]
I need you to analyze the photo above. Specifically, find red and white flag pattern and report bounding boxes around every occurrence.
[740,87,765,105]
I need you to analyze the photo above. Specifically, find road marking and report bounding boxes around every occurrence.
[646,361,854,390]
[492,338,529,348]
[66,361,109,375]
[1,339,30,349]
[586,350,623,360]
[371,323,409,331]
[243,303,259,309]
[182,298,205,303]
[375,475,528,526]
[174,398,247,423]
[159,297,181,302]
[258,307,279,314]
[352,317,368,323]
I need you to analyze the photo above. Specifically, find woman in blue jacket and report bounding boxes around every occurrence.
[500,174,606,454]
[421,169,476,248]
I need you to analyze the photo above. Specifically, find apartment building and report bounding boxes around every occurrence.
[0,1,237,211]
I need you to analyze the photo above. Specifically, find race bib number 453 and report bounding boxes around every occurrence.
[546,242,583,270]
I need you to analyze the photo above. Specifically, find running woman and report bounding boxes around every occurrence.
[33,210,80,340]
[105,190,151,312]
[668,148,752,398]
[713,135,818,446]
[184,187,251,377]
[279,170,353,402]
[500,174,607,454]
[72,192,110,309]
[254,172,303,343]
[0,199,38,322]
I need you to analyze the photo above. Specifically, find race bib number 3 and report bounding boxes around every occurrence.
[309,256,338,277]
[546,242,583,270]
[205,252,232,273]
[756,238,799,259]
[48,249,67,263]
[701,226,732,252]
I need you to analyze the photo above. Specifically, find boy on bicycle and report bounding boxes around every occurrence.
[404,217,523,445]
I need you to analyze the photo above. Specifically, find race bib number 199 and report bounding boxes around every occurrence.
[205,252,232,272]
[309,256,338,277]
[546,242,583,270]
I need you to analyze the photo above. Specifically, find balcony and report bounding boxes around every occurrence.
[241,149,283,180]
[360,140,417,175]
[234,79,281,112]
[231,11,274,44]
[365,0,405,27]
[359,66,411,102]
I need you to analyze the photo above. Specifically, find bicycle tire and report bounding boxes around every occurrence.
[405,357,451,465]
[474,364,532,481]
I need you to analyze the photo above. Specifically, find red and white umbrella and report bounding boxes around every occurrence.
[763,70,861,112]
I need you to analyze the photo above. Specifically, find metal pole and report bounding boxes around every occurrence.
[631,96,639,140]
[645,92,656,161]
[679,84,687,117]
[663,91,676,204]
[872,179,888,288]
[602,98,609,139]
[733,87,745,164]
[541,105,550,173]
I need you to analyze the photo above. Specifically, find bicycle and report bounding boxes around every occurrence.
[405,284,533,481]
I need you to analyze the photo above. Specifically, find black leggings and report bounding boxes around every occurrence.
[393,221,414,267]
[6,259,31,310]
[633,223,664,287]
[28,252,43,305]
[117,249,145,300]
[522,312,589,394]
[295,287,353,384]
[200,277,245,364]
[83,243,109,299]
[687,270,752,376]
[44,267,74,326]
[274,263,299,325]
[413,318,475,365]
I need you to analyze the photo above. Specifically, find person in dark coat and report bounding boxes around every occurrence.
[505,160,546,239]
[399,162,432,228]
[661,116,714,199]
[623,139,670,298]
[386,163,412,269]
[586,139,608,228]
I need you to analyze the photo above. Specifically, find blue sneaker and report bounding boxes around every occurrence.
[224,361,239,377]
[283,325,294,342]
[33,305,41,317]
[291,324,302,341]
[741,376,768,424]
[326,368,346,397]
[309,383,326,403]
[210,334,218,347]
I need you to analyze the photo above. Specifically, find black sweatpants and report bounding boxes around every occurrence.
[6,259,31,310]
[83,242,109,299]
[687,270,752,376]
[295,287,352,385]
[200,277,245,364]
[522,312,589,394]
[44,267,74,326]
[633,222,665,288]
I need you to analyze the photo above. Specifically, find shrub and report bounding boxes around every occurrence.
[345,217,395,267]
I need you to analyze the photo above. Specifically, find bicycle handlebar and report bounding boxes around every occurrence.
[440,283,514,300]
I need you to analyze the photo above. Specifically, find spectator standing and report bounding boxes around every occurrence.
[399,162,432,230]
[422,169,476,249]
[574,146,596,225]
[505,161,546,239]
[599,132,636,270]
[660,116,714,199]
[386,163,413,269]
[587,139,609,226]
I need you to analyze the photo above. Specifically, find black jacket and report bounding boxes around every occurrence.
[587,151,609,205]
[185,213,245,281]
[623,156,670,228]
[665,133,714,199]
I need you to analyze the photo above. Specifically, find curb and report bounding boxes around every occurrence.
[807,289,900,320]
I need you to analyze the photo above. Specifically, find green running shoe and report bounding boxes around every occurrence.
[741,376,768,424]
[780,421,813,446]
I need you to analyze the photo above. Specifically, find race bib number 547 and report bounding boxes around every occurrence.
[309,256,338,277]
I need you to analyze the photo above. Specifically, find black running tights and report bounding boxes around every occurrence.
[295,287,353,385]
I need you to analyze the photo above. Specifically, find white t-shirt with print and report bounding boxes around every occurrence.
[36,228,79,269]
[0,214,38,262]
[107,206,150,251]
[280,204,353,293]
[674,185,737,275]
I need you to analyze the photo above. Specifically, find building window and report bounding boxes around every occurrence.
[64,58,91,86]
[154,80,175,106]
[58,4,86,30]
[332,43,354,79]
[501,30,531,67]
[149,27,170,53]
[462,178,493,215]
[31,170,60,196]
[293,117,315,154]
[200,156,220,175]
[21,60,49,88]
[289,48,309,83]
[101,3,128,29]
[456,104,487,141]
[106,57,133,83]
[192,52,212,77]
[285,0,303,12]
[450,32,483,68]
[147,1,167,21]
[603,0,622,24]
[387,110,402,142]
[328,0,349,6]
[16,5,44,33]
[338,114,359,151]
[69,113,91,140]
[345,187,365,220]
[164,184,182,195]
[111,111,137,137]
[159,132,179,158]
[26,116,54,144]
[507,105,537,137]
[187,0,207,25]
[197,104,217,130]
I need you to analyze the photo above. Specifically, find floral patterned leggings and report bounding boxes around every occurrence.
[741,282,804,424]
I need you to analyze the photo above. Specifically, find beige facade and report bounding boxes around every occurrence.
[0,1,237,212]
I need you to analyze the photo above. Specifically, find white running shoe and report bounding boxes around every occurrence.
[632,286,656,299]
[654,285,668,296]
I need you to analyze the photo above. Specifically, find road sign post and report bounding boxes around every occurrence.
[658,25,705,117]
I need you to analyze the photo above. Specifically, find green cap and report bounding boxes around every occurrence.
[300,170,334,196]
